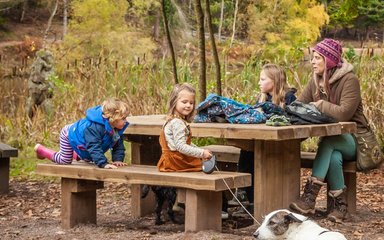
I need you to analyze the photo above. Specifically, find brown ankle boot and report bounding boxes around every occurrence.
[290,177,326,214]
[327,189,348,223]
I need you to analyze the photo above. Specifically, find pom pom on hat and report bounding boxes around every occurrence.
[313,38,343,69]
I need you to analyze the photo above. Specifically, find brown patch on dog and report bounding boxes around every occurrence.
[267,211,290,236]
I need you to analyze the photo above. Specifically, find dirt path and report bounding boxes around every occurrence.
[0,168,383,240]
[0,41,22,48]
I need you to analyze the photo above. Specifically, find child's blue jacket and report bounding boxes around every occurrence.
[68,106,129,168]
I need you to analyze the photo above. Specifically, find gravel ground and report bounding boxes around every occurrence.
[0,169,383,240]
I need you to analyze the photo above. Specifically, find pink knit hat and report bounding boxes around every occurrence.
[313,38,343,69]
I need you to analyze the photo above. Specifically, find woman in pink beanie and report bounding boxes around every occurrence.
[289,38,371,222]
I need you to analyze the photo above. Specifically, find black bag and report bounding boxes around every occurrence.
[354,128,384,171]
[285,101,336,125]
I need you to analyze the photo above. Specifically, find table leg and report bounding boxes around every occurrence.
[61,178,103,229]
[0,157,10,194]
[345,172,356,213]
[253,139,301,222]
[128,136,161,217]
[185,189,222,232]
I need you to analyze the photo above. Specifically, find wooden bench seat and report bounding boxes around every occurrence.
[202,144,357,213]
[35,162,251,232]
[0,142,18,194]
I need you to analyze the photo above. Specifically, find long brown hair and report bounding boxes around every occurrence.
[258,64,290,108]
[313,55,337,103]
[167,83,196,123]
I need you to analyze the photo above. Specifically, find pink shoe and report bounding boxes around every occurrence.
[34,144,56,161]
[73,151,80,160]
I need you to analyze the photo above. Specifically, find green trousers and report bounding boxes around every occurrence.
[312,134,356,190]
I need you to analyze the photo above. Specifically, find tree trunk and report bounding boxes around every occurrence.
[230,0,238,48]
[194,0,206,102]
[43,0,59,44]
[63,0,68,38]
[344,27,350,37]
[152,10,161,41]
[162,0,178,84]
[189,0,193,37]
[189,0,193,14]
[205,0,221,96]
[19,0,28,23]
[365,26,370,42]
[218,0,224,42]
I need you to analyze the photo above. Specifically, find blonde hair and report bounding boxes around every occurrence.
[258,64,290,108]
[102,98,129,123]
[167,83,196,122]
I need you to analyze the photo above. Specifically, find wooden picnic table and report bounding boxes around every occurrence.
[124,114,356,222]
[0,142,18,194]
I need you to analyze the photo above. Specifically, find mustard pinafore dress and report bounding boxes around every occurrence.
[157,117,202,172]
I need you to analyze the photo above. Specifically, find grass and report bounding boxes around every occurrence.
[1,48,383,177]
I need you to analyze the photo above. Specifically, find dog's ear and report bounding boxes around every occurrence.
[284,213,303,224]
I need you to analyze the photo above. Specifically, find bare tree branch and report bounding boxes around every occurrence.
[162,0,178,84]
[230,0,238,48]
[205,0,221,95]
[43,0,59,44]
[0,0,25,12]
[218,0,224,42]
[63,0,68,38]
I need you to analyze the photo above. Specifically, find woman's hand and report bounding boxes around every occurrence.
[310,100,323,109]
[104,163,118,169]
[112,161,127,167]
[202,149,213,160]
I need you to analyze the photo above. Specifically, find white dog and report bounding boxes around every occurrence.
[253,209,347,240]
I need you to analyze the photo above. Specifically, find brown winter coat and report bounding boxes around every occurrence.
[298,61,368,131]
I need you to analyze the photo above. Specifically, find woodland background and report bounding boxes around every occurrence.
[0,1,383,239]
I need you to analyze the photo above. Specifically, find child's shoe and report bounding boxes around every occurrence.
[73,151,81,160]
[221,211,229,220]
[34,144,55,161]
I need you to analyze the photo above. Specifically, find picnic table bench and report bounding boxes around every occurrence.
[202,144,357,213]
[0,142,18,194]
[35,162,251,232]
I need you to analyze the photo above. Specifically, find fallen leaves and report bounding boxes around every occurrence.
[0,169,382,240]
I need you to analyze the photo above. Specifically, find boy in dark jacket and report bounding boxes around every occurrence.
[35,98,129,169]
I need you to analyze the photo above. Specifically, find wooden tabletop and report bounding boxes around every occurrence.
[125,115,357,140]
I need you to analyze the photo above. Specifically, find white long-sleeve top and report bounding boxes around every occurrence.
[163,118,204,158]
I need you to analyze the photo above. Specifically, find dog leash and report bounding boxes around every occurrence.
[214,165,261,226]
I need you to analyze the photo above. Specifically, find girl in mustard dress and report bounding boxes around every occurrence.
[157,83,212,172]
